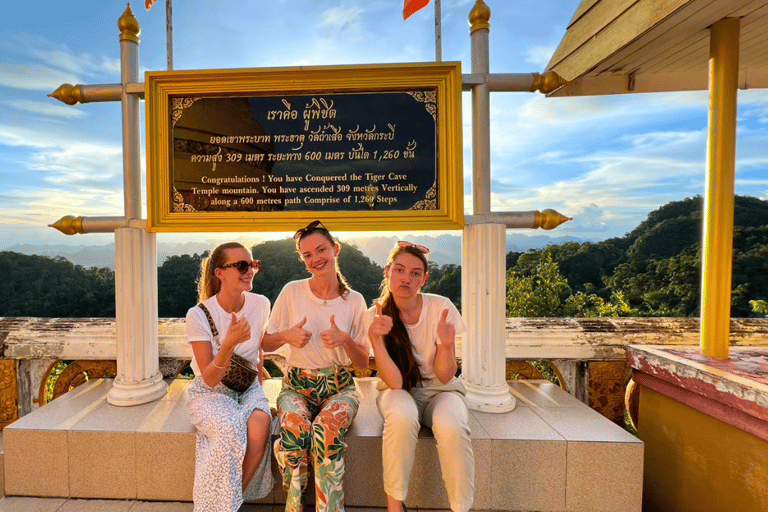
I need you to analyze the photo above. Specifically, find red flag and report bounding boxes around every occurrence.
[145,0,157,9]
[403,0,430,20]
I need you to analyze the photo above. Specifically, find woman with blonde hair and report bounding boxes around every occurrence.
[366,241,474,512]
[263,220,369,512]
[185,242,273,512]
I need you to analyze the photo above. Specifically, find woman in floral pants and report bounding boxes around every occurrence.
[263,220,369,512]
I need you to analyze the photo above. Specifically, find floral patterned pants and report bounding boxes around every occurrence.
[274,366,359,512]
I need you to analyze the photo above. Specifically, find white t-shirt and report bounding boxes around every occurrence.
[185,292,270,376]
[364,293,467,380]
[266,279,367,369]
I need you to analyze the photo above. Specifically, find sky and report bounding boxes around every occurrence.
[1,0,767,254]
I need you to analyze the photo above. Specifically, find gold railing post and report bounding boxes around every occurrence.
[700,18,740,359]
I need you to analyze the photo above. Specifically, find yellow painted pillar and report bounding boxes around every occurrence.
[700,18,740,359]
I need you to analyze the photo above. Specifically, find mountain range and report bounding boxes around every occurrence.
[3,233,592,269]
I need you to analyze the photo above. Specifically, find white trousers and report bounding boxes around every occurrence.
[376,378,474,512]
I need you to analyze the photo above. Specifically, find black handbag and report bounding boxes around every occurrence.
[198,303,259,392]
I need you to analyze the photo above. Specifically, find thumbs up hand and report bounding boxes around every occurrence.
[224,313,251,348]
[368,302,393,341]
[436,308,455,346]
[320,315,349,349]
[284,317,311,348]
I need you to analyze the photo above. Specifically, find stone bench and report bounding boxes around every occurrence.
[2,377,643,511]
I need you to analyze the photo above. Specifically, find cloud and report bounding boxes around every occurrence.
[0,123,61,149]
[525,45,557,67]
[2,99,86,118]
[0,122,124,227]
[622,130,702,149]
[562,203,609,233]
[0,64,81,92]
[484,119,711,239]
[319,4,365,32]
[2,33,121,78]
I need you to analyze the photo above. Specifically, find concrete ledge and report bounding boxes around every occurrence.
[2,377,643,511]
[5,317,768,362]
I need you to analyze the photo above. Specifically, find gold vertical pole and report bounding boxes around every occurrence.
[700,18,740,359]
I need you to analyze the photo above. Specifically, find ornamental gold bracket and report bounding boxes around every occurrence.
[48,216,152,235]
[465,209,572,230]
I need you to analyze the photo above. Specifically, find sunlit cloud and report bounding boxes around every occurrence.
[319,4,365,32]
[524,45,556,67]
[2,33,121,78]
[28,143,123,185]
[0,122,123,220]
[736,158,768,171]
[0,123,60,149]
[2,99,86,118]
[622,131,702,148]
[0,184,124,234]
[0,64,81,92]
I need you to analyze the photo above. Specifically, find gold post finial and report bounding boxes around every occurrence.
[530,71,569,94]
[534,209,573,230]
[118,4,141,43]
[49,215,85,235]
[48,84,84,105]
[468,0,491,33]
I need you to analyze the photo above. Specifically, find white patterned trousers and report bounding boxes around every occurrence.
[187,377,274,512]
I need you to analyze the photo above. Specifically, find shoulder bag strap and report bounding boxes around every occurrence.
[197,303,220,348]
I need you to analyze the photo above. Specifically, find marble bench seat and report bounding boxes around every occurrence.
[2,377,643,512]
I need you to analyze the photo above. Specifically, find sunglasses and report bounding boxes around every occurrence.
[294,220,328,240]
[398,241,430,259]
[219,260,261,274]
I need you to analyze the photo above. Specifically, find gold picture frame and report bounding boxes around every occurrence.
[145,62,463,232]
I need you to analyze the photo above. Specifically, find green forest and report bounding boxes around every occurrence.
[1,196,767,319]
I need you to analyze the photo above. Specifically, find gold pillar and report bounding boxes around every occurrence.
[700,18,740,359]
[0,359,19,430]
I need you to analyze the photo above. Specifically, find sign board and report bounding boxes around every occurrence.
[145,63,463,232]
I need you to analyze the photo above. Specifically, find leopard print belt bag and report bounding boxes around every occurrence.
[198,303,259,392]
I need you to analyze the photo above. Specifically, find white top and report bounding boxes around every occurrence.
[364,293,467,380]
[185,292,271,376]
[266,279,368,369]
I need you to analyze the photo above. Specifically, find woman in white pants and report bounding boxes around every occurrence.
[366,241,474,512]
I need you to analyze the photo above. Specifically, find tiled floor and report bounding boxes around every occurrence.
[0,499,396,511]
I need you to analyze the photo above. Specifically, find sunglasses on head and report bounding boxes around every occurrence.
[398,241,430,259]
[294,220,328,240]
[219,260,261,274]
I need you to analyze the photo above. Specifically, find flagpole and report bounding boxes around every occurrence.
[435,0,442,61]
[166,0,173,70]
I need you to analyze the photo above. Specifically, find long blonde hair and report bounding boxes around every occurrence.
[377,244,429,392]
[197,242,247,303]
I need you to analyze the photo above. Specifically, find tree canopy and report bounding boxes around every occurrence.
[505,195,768,317]
[2,195,767,319]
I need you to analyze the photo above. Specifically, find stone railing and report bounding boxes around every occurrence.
[2,316,767,429]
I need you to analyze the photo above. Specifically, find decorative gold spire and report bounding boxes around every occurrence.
[468,0,490,33]
[534,209,573,230]
[47,84,84,105]
[118,3,140,43]
[49,215,85,235]
[530,70,569,94]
